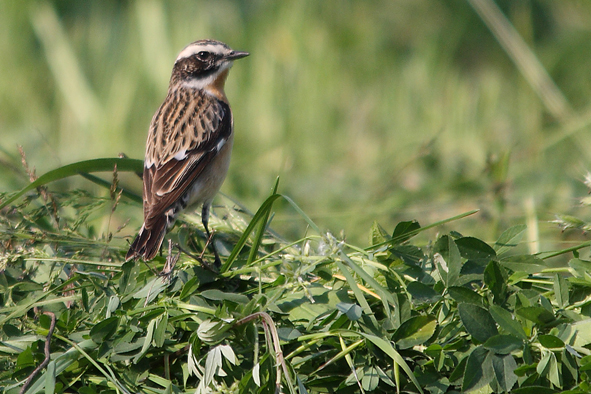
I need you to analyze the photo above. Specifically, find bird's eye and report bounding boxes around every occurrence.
[196,51,210,61]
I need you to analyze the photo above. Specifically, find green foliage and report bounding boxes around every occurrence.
[3,170,591,393]
[3,1,591,245]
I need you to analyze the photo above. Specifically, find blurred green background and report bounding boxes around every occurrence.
[2,0,591,252]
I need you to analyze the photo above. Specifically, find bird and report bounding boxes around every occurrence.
[126,39,249,264]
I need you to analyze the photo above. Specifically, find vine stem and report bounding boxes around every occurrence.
[20,311,56,394]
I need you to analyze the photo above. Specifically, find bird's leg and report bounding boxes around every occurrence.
[199,230,216,260]
[160,239,180,279]
[175,243,217,273]
[201,204,221,267]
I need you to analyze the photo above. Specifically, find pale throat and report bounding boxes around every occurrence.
[204,69,229,102]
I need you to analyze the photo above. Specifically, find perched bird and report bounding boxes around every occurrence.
[126,40,249,263]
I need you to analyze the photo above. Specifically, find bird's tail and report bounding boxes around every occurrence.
[126,216,167,261]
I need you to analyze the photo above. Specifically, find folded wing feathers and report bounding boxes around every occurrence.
[142,90,230,226]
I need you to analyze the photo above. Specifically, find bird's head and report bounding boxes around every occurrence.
[170,39,249,91]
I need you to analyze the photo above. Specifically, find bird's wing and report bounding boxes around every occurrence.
[142,89,232,227]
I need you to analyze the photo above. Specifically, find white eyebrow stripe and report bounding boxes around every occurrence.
[176,44,226,62]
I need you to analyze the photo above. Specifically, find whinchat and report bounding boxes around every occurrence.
[126,39,249,264]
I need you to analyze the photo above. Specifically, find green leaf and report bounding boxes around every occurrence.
[81,287,89,312]
[221,192,282,272]
[106,295,120,318]
[197,319,232,345]
[548,351,562,388]
[204,345,223,387]
[449,355,468,383]
[219,344,237,365]
[462,346,494,392]
[153,313,168,348]
[277,327,302,341]
[253,362,261,387]
[557,319,591,347]
[553,273,569,309]
[407,281,441,304]
[119,260,141,296]
[499,254,547,274]
[494,224,527,255]
[511,387,558,394]
[134,318,156,363]
[335,261,377,328]
[392,220,421,244]
[24,339,99,394]
[568,258,591,278]
[390,244,424,266]
[0,158,143,209]
[393,315,437,349]
[433,235,462,287]
[563,350,579,384]
[483,334,523,355]
[513,363,537,377]
[538,334,565,349]
[45,360,56,394]
[361,333,424,394]
[361,366,379,391]
[180,276,201,301]
[375,365,396,387]
[16,346,34,368]
[89,316,119,343]
[201,289,249,304]
[338,251,402,327]
[483,260,507,303]
[448,286,483,305]
[113,337,144,354]
[491,353,518,393]
[336,302,363,321]
[246,179,281,268]
[516,306,556,325]
[133,277,167,303]
[370,221,390,246]
[489,305,527,340]
[455,236,497,262]
[459,303,498,342]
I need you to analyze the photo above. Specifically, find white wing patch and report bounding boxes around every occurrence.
[216,138,226,152]
[173,149,187,161]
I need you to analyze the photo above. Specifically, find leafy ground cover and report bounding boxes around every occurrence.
[2,162,591,393]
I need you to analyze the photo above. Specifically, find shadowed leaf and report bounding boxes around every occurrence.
[459,303,498,342]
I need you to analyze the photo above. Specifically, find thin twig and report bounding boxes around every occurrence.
[19,311,56,394]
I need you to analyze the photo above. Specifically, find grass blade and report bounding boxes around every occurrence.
[247,178,280,266]
[0,158,143,209]
[361,333,424,394]
[365,209,479,252]
[335,260,380,331]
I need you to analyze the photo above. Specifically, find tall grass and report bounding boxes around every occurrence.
[2,0,591,250]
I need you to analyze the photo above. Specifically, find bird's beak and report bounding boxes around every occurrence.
[225,50,250,61]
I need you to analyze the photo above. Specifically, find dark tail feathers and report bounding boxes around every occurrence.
[126,216,167,261]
